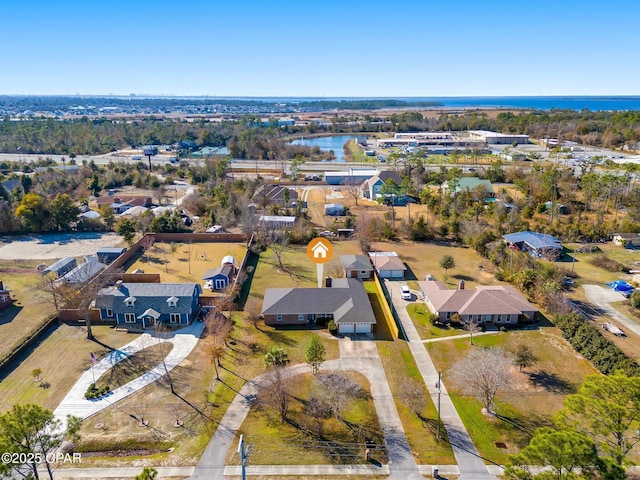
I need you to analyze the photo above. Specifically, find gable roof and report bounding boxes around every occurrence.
[96,195,152,207]
[369,253,406,272]
[363,170,403,189]
[252,185,299,203]
[340,254,373,271]
[95,283,201,316]
[202,264,232,280]
[261,278,375,325]
[503,231,562,250]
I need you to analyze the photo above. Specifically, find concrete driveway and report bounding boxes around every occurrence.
[583,285,640,337]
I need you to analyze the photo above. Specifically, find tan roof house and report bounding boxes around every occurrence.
[418,280,537,325]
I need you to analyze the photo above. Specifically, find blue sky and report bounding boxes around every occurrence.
[3,0,639,96]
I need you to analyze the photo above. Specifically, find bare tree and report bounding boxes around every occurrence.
[399,377,428,418]
[316,373,366,422]
[244,296,262,329]
[132,404,149,427]
[268,231,290,272]
[451,347,514,415]
[258,366,292,422]
[456,314,482,345]
[153,323,176,394]
[343,178,363,206]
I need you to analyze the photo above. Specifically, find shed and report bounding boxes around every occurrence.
[202,264,233,290]
[324,203,345,216]
[97,247,127,264]
[42,257,76,278]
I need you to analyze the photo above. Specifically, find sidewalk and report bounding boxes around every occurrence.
[54,321,205,431]
[385,280,498,480]
[192,335,422,480]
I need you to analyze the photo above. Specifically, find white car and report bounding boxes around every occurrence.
[401,285,412,300]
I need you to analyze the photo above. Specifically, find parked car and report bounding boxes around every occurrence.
[319,230,335,237]
[401,285,412,300]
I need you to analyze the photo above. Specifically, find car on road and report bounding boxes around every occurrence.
[401,285,412,300]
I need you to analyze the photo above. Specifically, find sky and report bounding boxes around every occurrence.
[3,0,640,97]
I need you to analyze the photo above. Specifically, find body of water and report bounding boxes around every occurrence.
[290,135,359,162]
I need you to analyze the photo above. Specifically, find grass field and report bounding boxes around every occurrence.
[226,371,386,465]
[0,265,56,361]
[127,242,248,285]
[0,324,137,412]
[406,303,464,341]
[426,329,597,464]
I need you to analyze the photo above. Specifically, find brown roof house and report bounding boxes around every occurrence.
[261,278,376,334]
[253,185,298,208]
[340,255,374,279]
[418,280,537,326]
[369,252,407,278]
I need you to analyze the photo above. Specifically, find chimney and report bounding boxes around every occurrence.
[325,277,332,288]
[0,281,4,290]
[458,280,465,290]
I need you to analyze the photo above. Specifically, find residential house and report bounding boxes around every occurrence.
[324,168,379,186]
[261,277,376,334]
[42,257,76,278]
[503,231,563,260]
[613,233,640,249]
[324,203,345,216]
[340,255,373,279]
[361,171,403,200]
[0,281,12,311]
[118,205,149,217]
[96,195,153,214]
[253,185,298,208]
[369,252,407,278]
[418,281,537,325]
[95,282,202,328]
[441,177,495,199]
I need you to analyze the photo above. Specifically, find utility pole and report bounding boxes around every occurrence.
[238,434,247,480]
[436,370,442,440]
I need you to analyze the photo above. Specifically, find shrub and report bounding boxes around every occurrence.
[631,291,640,309]
[327,319,337,334]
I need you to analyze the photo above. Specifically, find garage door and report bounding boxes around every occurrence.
[355,323,371,334]
[338,323,355,334]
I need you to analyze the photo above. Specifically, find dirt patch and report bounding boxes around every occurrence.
[0,233,123,260]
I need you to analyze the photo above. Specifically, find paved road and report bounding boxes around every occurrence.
[191,334,422,480]
[385,280,498,480]
[583,284,640,337]
[54,321,205,431]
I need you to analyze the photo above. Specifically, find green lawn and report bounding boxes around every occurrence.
[227,372,386,465]
[427,329,598,464]
[376,339,455,465]
[406,303,464,341]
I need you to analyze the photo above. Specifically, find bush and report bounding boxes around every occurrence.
[631,291,640,309]
[589,254,629,273]
[327,319,337,334]
[85,383,110,399]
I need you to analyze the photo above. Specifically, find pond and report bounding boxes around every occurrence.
[290,135,360,162]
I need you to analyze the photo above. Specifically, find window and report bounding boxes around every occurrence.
[124,313,136,323]
[1,294,8,303]
[298,314,304,322]
[170,313,181,323]
[106,309,113,318]
[360,270,368,275]
[276,314,282,322]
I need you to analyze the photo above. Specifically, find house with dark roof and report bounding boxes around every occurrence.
[202,264,233,290]
[369,252,407,278]
[340,255,373,279]
[261,278,376,334]
[57,257,105,285]
[0,281,12,311]
[42,257,77,278]
[97,247,127,265]
[361,171,403,200]
[95,282,202,329]
[503,231,563,260]
[613,233,640,249]
[252,185,298,208]
[418,281,537,325]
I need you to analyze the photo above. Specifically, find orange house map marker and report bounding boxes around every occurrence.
[307,238,333,287]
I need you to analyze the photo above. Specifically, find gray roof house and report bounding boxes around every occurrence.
[369,252,407,278]
[252,185,298,207]
[418,281,537,325]
[95,282,202,329]
[340,255,373,279]
[42,257,77,278]
[202,264,233,290]
[261,278,376,334]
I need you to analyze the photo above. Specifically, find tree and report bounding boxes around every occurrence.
[459,314,482,345]
[0,404,81,480]
[265,346,290,368]
[505,428,613,480]
[399,377,428,417]
[316,373,365,422]
[15,192,47,232]
[134,467,158,480]
[451,347,514,414]
[305,335,326,375]
[49,193,80,231]
[555,373,640,465]
[343,177,362,206]
[99,203,116,231]
[513,344,538,372]
[116,218,136,244]
[439,254,455,275]
[258,366,292,422]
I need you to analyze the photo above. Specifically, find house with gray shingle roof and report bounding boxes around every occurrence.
[95,282,202,329]
[418,280,537,325]
[340,255,373,279]
[261,278,376,334]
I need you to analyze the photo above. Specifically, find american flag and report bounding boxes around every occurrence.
[90,352,97,365]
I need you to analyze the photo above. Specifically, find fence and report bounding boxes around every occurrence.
[372,274,400,339]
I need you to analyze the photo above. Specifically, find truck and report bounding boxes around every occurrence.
[602,323,626,337]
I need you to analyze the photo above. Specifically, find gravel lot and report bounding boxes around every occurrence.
[0,232,123,260]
